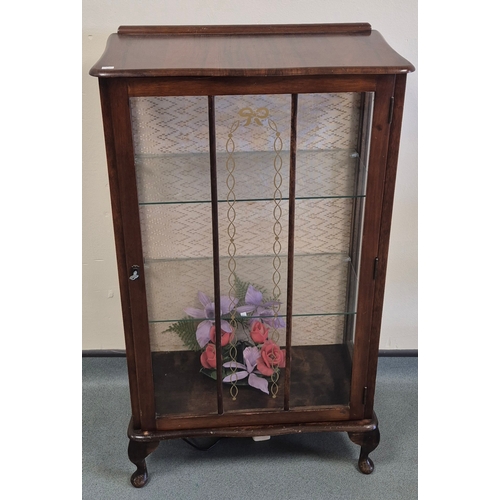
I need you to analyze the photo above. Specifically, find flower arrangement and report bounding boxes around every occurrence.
[165,277,286,395]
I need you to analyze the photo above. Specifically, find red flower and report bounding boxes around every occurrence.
[209,325,235,347]
[250,320,269,344]
[200,343,217,369]
[256,340,286,376]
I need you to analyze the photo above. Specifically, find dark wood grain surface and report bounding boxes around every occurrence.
[104,79,156,429]
[117,23,373,36]
[349,75,395,420]
[363,73,408,418]
[97,79,141,429]
[152,344,351,417]
[90,25,414,78]
[92,24,414,478]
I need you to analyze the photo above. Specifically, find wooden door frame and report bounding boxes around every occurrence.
[98,78,156,431]
[349,75,397,420]
[98,73,406,430]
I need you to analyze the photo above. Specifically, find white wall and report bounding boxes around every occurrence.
[82,0,418,350]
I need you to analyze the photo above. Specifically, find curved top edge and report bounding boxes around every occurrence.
[117,23,372,36]
[89,27,414,78]
[90,67,414,78]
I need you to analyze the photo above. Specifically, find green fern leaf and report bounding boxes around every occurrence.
[163,317,200,351]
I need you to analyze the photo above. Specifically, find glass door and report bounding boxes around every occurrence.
[129,91,372,419]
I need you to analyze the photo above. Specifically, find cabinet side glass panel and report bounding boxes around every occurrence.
[344,92,373,354]
[130,96,218,417]
[290,93,372,409]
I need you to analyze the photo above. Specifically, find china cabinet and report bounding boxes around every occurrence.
[89,23,414,487]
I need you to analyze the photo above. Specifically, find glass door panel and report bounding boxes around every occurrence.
[214,94,291,411]
[289,92,372,409]
[130,96,218,417]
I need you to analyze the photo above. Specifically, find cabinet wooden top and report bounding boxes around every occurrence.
[89,24,414,78]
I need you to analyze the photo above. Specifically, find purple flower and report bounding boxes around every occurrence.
[185,291,245,348]
[222,346,269,394]
[244,285,285,329]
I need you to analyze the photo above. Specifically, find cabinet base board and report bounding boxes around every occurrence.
[127,413,378,441]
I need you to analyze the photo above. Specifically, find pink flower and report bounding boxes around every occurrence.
[250,320,269,344]
[209,325,235,347]
[200,343,217,369]
[256,340,286,376]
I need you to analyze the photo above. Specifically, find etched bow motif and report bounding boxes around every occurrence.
[238,107,269,126]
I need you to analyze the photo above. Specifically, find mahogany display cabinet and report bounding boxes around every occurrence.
[89,23,414,487]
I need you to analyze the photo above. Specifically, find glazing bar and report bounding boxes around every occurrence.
[208,96,224,414]
[284,94,298,410]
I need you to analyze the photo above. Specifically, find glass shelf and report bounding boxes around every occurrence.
[135,149,366,205]
[149,312,351,351]
[139,197,357,261]
[143,253,358,324]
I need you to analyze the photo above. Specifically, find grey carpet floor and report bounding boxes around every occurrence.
[83,356,417,499]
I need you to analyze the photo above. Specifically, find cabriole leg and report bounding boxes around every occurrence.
[348,425,380,474]
[128,439,159,487]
